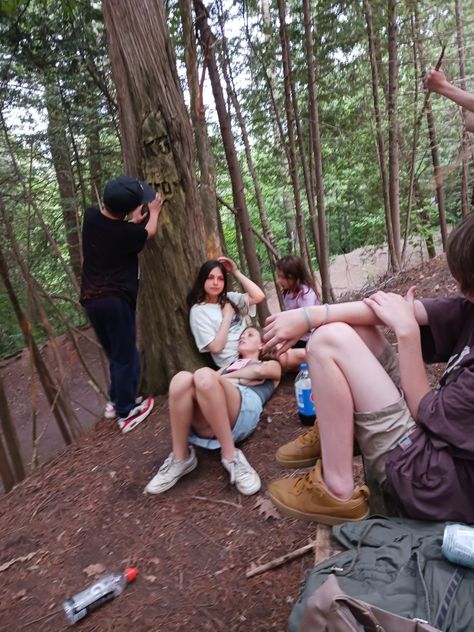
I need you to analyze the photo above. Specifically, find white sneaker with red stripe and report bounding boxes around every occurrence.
[117,396,154,434]
[104,396,144,420]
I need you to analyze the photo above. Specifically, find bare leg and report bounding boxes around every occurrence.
[278,347,306,372]
[168,371,199,460]
[192,368,242,460]
[306,323,400,499]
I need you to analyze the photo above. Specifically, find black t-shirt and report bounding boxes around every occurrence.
[80,207,148,306]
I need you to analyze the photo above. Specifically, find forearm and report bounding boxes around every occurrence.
[233,270,265,304]
[306,298,427,330]
[225,361,281,382]
[145,212,159,239]
[206,315,233,353]
[304,301,383,329]
[434,81,474,113]
[397,327,430,419]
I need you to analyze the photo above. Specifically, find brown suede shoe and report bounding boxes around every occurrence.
[276,423,362,468]
[276,423,321,468]
[268,460,370,525]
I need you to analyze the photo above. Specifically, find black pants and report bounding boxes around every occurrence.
[85,296,140,418]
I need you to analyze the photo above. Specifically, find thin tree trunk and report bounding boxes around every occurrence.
[387,0,401,269]
[455,0,470,217]
[0,374,25,484]
[179,0,220,257]
[276,0,311,270]
[45,81,82,281]
[0,190,82,439]
[0,110,80,295]
[0,432,16,493]
[193,0,269,323]
[0,245,75,446]
[217,11,279,257]
[303,0,332,302]
[412,4,448,251]
[363,0,397,271]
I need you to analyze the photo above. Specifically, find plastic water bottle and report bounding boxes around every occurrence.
[442,524,474,569]
[295,363,316,426]
[63,567,138,624]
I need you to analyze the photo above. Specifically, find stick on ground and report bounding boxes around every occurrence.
[246,540,316,578]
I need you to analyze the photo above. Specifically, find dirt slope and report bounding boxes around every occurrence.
[0,255,457,631]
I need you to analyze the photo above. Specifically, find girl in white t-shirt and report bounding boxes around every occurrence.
[187,257,265,368]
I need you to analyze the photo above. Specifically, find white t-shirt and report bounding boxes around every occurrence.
[189,291,256,367]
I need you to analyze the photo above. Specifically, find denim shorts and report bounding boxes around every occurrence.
[188,385,263,450]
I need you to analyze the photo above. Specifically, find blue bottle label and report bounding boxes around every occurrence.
[296,386,316,415]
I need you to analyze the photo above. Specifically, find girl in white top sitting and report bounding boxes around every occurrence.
[187,257,265,368]
[144,327,281,496]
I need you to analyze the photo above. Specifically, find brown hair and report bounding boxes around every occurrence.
[276,255,319,299]
[446,214,474,294]
[239,327,278,361]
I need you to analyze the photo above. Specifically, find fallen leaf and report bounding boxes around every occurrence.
[254,497,281,520]
[83,563,106,578]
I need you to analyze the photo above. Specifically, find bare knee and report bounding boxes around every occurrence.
[193,367,219,392]
[169,371,194,397]
[307,322,359,359]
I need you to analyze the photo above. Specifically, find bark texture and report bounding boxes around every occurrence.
[102,0,212,392]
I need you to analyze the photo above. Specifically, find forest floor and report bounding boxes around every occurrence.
[0,254,457,632]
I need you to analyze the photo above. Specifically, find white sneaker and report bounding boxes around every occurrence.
[221,449,261,496]
[104,401,117,419]
[104,396,143,420]
[117,396,153,434]
[144,447,198,494]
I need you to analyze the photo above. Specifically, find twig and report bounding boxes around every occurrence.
[191,495,242,509]
[0,550,43,573]
[246,540,316,578]
[22,609,62,628]
[194,605,226,631]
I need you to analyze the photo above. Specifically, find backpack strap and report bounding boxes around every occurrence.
[433,567,465,630]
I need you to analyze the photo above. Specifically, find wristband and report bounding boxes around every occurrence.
[320,303,330,326]
[302,307,313,330]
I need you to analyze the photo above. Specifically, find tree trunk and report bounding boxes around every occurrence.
[276,0,311,270]
[0,244,76,446]
[412,4,448,251]
[0,373,25,485]
[102,0,213,392]
[363,0,397,271]
[387,0,401,269]
[217,14,279,258]
[303,0,332,302]
[455,0,470,217]
[179,0,220,257]
[193,0,269,324]
[45,80,82,281]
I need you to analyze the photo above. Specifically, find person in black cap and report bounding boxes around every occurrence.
[80,175,164,433]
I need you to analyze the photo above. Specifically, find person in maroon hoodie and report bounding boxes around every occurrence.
[264,214,474,525]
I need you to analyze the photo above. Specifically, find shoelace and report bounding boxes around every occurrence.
[292,470,328,498]
[301,427,319,445]
[226,457,253,485]
[159,454,175,474]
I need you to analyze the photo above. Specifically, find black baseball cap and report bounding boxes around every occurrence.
[103,175,156,216]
